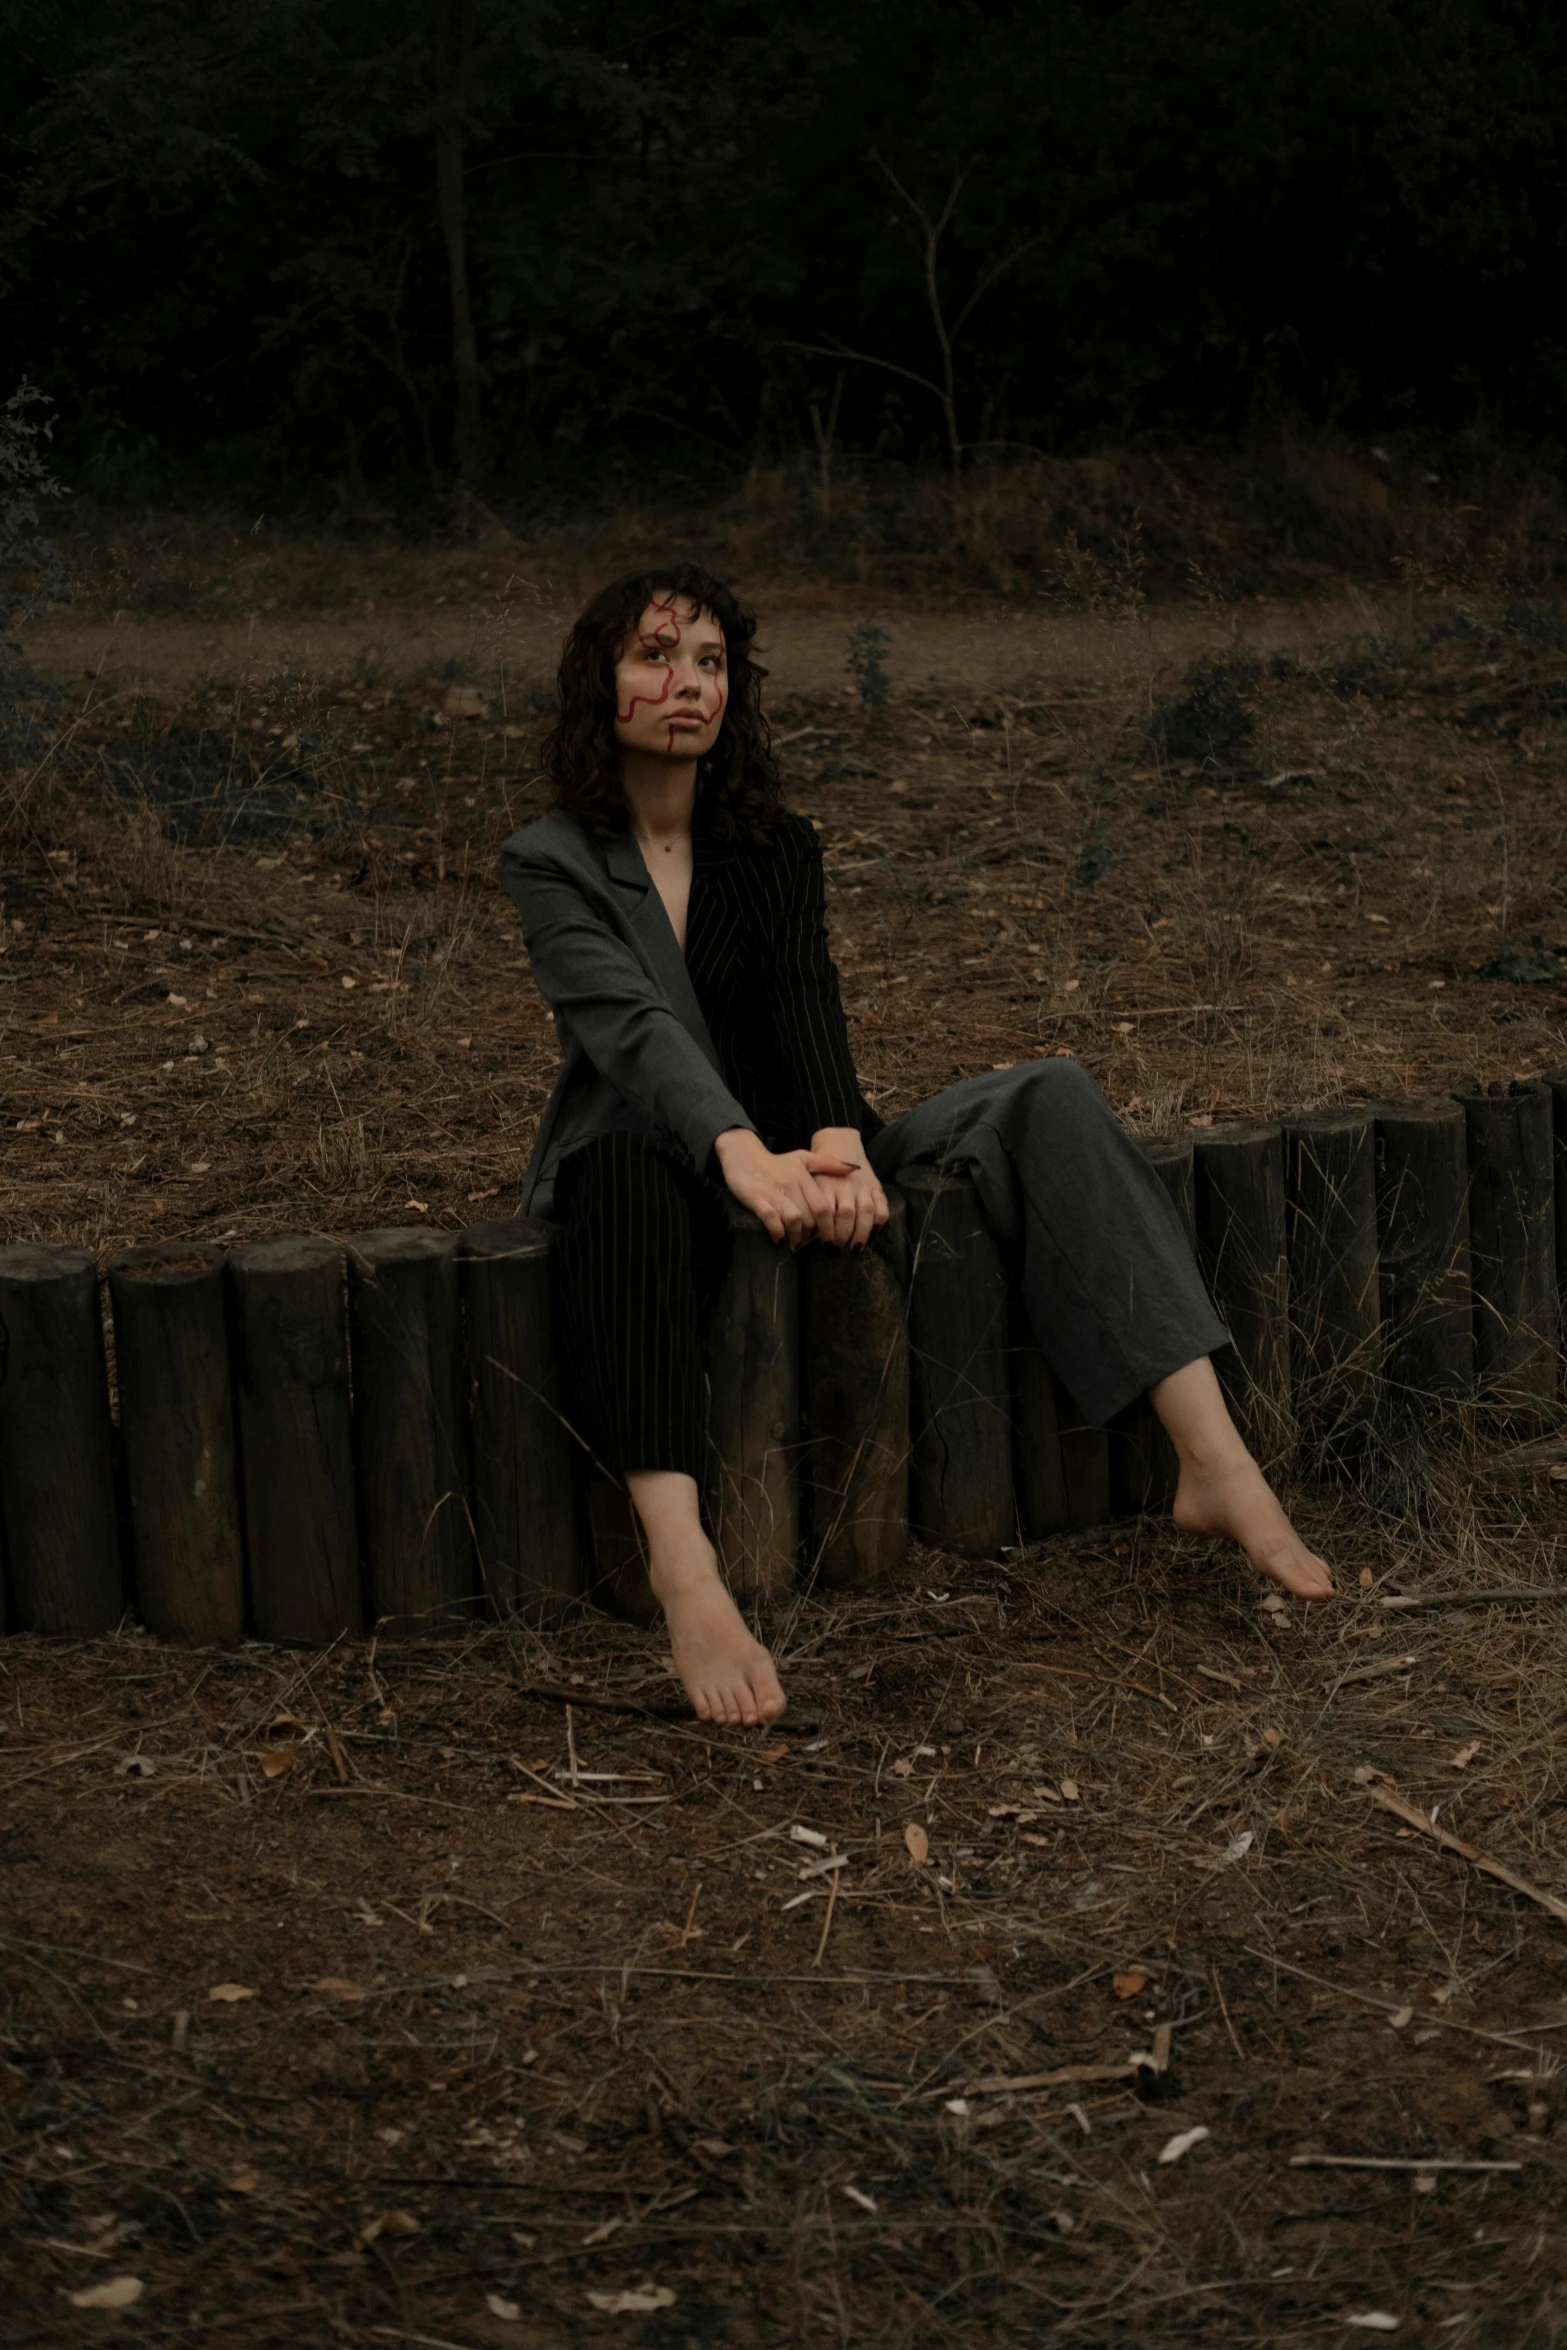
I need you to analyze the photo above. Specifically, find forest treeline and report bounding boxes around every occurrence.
[3,0,1564,504]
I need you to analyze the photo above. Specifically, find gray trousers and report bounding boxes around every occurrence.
[869,1060,1228,1430]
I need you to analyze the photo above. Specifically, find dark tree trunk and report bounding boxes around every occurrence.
[1371,1096,1473,1419]
[903,1169,1013,1555]
[1455,1080,1558,1426]
[228,1237,361,1645]
[0,1244,122,1636]
[704,1198,802,1605]
[1192,1121,1294,1470]
[1281,1109,1382,1466]
[801,1193,911,1589]
[461,1218,585,1625]
[108,1242,245,1645]
[434,0,486,488]
[347,1228,475,1633]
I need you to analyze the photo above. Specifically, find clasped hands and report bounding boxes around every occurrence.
[714,1124,889,1251]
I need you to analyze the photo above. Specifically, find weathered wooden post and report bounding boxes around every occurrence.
[1547,1065,1567,1355]
[228,1236,361,1645]
[461,1217,584,1625]
[801,1191,910,1589]
[704,1198,801,1605]
[1454,1080,1558,1426]
[1192,1121,1294,1469]
[1012,1304,1070,1538]
[0,1244,122,1636]
[1372,1096,1473,1417]
[347,1228,474,1633]
[107,1242,245,1645]
[1281,1108,1382,1465]
[903,1169,1013,1555]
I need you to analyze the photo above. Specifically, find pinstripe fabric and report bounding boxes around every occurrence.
[686,815,877,1149]
[549,1132,730,1478]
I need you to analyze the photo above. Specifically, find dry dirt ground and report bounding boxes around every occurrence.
[4,536,1567,2346]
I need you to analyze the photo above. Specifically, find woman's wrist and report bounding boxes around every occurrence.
[810,1125,865,1166]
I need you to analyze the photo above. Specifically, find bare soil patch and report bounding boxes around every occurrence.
[4,556,1567,2343]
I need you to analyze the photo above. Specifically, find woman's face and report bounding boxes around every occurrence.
[612,595,728,762]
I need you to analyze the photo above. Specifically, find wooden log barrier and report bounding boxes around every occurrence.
[228,1236,361,1645]
[1281,1108,1382,1465]
[107,1242,245,1645]
[1548,1065,1567,1351]
[0,1244,122,1636]
[801,1190,911,1589]
[461,1218,584,1625]
[704,1197,802,1604]
[1192,1120,1294,1470]
[347,1229,474,1632]
[1371,1096,1473,1418]
[904,1169,1013,1556]
[1455,1080,1559,1426]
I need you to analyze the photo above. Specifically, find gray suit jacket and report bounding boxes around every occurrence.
[500,812,757,1216]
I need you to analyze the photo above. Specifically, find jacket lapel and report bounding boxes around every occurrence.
[602,829,725,1077]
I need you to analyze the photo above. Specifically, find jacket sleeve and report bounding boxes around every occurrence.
[769,822,868,1134]
[504,843,757,1167]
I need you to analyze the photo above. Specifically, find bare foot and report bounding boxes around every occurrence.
[652,1549,786,1727]
[1173,1447,1334,1601]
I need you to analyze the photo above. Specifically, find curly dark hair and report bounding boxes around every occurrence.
[541,562,781,844]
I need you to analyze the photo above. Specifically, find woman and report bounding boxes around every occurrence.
[503,564,1332,1729]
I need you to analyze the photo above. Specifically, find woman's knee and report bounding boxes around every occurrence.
[1019,1055,1111,1119]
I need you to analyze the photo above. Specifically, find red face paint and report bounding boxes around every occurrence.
[613,596,727,745]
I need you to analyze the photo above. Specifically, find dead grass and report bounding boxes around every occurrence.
[4,1479,1567,2345]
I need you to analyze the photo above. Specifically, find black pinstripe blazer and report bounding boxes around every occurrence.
[502,809,874,1216]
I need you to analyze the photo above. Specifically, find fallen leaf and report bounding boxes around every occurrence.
[889,1757,914,1777]
[257,1749,294,1780]
[1221,1830,1255,1864]
[314,1977,366,2000]
[1156,2124,1211,2165]
[229,2165,260,2192]
[207,1982,258,2003]
[904,1822,930,1864]
[1343,2316,1400,2333]
[1359,1567,1374,1590]
[67,2276,144,2311]
[487,2294,522,2321]
[1389,2006,1413,2029]
[1113,1970,1149,2000]
[354,2209,420,2249]
[1059,1778,1080,1802]
[758,1742,789,1764]
[587,2285,676,2314]
[1452,1741,1481,1770]
[1260,1727,1283,1749]
[115,1754,155,1777]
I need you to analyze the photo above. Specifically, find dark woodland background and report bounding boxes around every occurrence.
[3,0,1565,509]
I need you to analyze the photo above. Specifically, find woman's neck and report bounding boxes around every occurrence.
[621,752,697,848]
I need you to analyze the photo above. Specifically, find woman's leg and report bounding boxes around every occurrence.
[550,1135,785,1725]
[1151,1357,1333,1598]
[624,1470,784,1726]
[871,1063,1334,1597]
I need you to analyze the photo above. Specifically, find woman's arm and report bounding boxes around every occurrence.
[506,846,758,1170]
